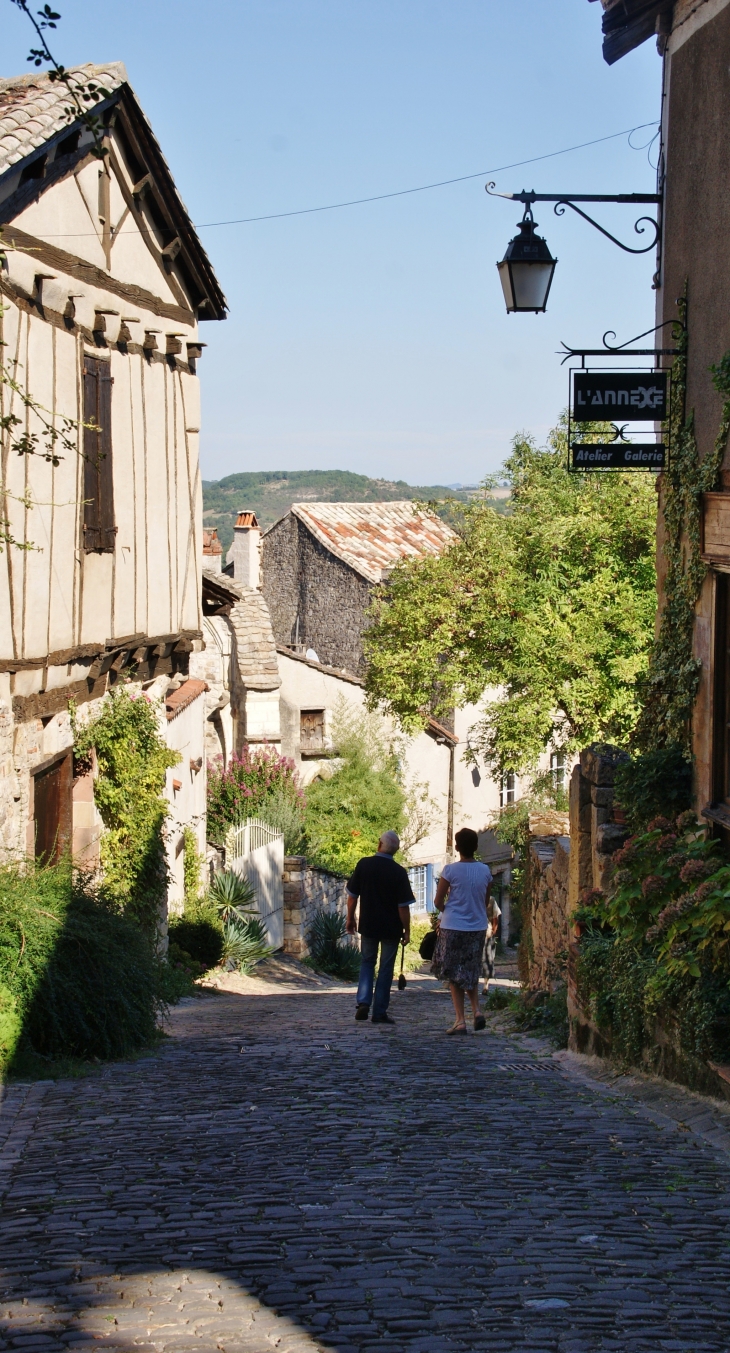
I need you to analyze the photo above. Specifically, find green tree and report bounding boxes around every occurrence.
[303,707,406,876]
[364,417,657,775]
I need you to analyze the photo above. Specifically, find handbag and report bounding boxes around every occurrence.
[419,928,438,961]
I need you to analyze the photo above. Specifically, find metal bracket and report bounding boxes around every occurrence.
[559,319,685,366]
[486,183,664,282]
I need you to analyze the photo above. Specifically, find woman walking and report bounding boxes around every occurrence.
[431,826,495,1034]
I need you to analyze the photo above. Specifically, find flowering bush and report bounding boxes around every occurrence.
[207,746,304,841]
[576,812,730,984]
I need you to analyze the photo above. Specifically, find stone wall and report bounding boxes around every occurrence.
[282,855,354,958]
[567,744,629,912]
[522,746,631,993]
[566,743,630,1052]
[262,516,372,674]
[523,834,571,990]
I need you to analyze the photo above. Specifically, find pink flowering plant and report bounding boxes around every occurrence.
[576,811,730,982]
[207,746,304,842]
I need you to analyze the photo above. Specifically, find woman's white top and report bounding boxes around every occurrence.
[439,860,493,931]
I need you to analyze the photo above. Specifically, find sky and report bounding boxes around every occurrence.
[3,1,663,486]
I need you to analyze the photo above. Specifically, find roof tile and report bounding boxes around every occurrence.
[0,64,127,176]
[283,501,456,583]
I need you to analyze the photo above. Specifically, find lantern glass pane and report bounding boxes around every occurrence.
[510,260,554,312]
[497,260,515,311]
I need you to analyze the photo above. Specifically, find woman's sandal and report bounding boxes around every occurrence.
[446,1020,467,1035]
[473,1013,486,1031]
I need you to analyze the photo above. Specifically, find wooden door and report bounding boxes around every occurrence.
[33,755,72,864]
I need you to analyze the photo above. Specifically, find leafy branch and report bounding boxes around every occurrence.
[9,1,108,158]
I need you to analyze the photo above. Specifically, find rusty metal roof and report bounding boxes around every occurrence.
[286,501,456,584]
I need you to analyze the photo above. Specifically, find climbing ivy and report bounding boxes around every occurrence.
[72,688,179,931]
[634,292,730,754]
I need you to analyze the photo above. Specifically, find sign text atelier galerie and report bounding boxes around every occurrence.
[570,370,668,473]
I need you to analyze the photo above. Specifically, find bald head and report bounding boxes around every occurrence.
[378,831,400,856]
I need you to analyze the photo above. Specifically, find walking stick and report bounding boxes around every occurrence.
[398,938,407,990]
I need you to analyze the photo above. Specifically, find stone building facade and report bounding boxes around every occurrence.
[261,502,456,675]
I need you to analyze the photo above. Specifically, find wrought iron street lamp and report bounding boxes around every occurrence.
[497,204,557,313]
[489,185,662,314]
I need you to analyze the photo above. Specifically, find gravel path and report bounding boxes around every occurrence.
[1,968,729,1352]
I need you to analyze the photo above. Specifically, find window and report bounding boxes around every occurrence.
[550,751,566,792]
[500,772,515,807]
[300,709,325,752]
[82,355,116,552]
[408,863,436,912]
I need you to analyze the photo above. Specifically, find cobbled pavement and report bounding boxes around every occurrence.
[1,971,730,1353]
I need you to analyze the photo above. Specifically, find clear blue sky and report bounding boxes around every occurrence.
[4,1,662,486]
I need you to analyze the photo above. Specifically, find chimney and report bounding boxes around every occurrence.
[202,527,223,572]
[229,510,260,588]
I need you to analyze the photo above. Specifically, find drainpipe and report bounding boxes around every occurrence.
[446,741,455,860]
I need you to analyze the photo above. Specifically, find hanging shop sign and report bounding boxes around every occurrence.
[570,442,665,470]
[572,371,668,421]
[568,368,669,474]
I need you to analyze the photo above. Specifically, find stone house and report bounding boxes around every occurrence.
[0,62,225,904]
[261,501,456,674]
[591,0,730,832]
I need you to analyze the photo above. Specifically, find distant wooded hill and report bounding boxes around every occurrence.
[202,469,494,553]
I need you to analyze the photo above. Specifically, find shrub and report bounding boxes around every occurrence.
[305,908,361,981]
[257,786,306,854]
[167,916,224,971]
[303,708,405,876]
[72,688,180,930]
[614,745,693,833]
[207,746,303,842]
[0,860,162,1073]
[159,944,201,1001]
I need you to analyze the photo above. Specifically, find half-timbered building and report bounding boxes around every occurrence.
[0,62,225,890]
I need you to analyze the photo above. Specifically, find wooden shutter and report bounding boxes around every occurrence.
[82,355,116,552]
[33,754,72,864]
[300,709,325,750]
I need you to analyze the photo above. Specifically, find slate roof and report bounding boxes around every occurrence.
[202,569,280,690]
[0,63,126,175]
[284,502,457,585]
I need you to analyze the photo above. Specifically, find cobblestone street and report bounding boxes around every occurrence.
[2,968,730,1353]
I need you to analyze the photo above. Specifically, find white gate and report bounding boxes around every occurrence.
[225,817,285,950]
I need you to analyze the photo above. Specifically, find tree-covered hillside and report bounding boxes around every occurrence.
[202,469,484,552]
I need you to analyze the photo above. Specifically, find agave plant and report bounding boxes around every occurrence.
[221,914,273,974]
[306,908,361,981]
[208,869,257,923]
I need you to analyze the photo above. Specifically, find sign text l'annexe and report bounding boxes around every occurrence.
[572,371,668,422]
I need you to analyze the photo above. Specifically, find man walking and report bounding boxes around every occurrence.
[346,830,414,1024]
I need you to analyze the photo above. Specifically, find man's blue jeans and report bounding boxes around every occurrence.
[357,936,400,1018]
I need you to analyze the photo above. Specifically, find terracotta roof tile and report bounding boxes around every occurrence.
[284,501,456,584]
[165,678,208,721]
[0,64,127,176]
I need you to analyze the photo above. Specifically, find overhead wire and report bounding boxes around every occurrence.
[26,120,659,239]
[195,121,660,228]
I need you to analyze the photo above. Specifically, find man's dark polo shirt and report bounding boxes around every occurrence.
[347,853,415,941]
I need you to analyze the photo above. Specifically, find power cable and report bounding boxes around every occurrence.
[196,120,660,228]
[25,120,659,239]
